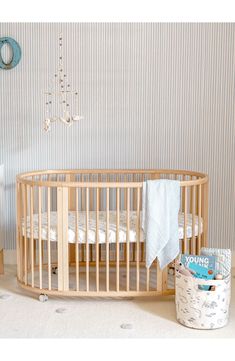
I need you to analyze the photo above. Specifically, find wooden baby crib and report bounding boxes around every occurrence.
[16,169,208,301]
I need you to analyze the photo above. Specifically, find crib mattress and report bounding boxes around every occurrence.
[22,211,203,244]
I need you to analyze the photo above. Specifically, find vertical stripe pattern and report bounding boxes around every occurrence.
[0,23,234,251]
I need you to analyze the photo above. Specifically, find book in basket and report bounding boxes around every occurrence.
[180,254,216,290]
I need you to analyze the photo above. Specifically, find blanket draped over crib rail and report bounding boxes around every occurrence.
[142,179,180,269]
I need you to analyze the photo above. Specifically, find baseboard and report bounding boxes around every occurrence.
[3,249,235,267]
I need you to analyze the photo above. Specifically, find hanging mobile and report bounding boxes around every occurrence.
[43,34,83,132]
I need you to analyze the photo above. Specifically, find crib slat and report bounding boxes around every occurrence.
[32,177,36,268]
[16,181,20,277]
[136,187,140,291]
[146,176,150,290]
[39,176,44,265]
[141,175,144,262]
[182,175,186,212]
[133,174,136,211]
[66,174,76,211]
[123,176,128,265]
[106,188,110,291]
[98,175,102,264]
[162,267,168,293]
[66,175,76,266]
[190,177,193,213]
[81,175,85,211]
[38,186,42,289]
[21,184,24,282]
[16,183,19,279]
[201,182,209,247]
[191,185,196,254]
[75,188,79,291]
[146,267,150,291]
[197,184,202,254]
[132,175,136,262]
[98,174,102,209]
[47,187,51,290]
[89,174,94,211]
[57,187,69,291]
[195,178,199,215]
[183,186,188,254]
[30,186,34,288]
[23,184,28,285]
[86,187,89,292]
[126,188,130,291]
[96,188,99,292]
[156,260,162,292]
[16,182,22,281]
[124,175,127,211]
[116,188,120,292]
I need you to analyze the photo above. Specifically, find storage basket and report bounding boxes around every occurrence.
[175,271,231,329]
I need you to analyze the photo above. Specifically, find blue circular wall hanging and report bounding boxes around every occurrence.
[0,37,21,70]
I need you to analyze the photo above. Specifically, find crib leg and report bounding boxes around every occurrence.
[39,294,48,302]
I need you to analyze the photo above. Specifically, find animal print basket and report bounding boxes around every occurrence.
[175,271,231,329]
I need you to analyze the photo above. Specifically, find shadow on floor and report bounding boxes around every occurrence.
[134,295,179,325]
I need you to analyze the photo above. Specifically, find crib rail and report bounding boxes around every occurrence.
[16,169,208,298]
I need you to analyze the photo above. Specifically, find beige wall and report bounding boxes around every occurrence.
[0,23,234,251]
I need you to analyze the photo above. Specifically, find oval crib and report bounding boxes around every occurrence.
[16,169,208,300]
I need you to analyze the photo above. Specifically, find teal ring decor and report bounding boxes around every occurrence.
[0,37,21,70]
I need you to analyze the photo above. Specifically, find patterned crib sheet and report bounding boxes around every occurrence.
[22,211,203,244]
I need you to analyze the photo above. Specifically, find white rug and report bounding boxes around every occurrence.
[0,266,234,338]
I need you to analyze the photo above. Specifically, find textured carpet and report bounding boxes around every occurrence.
[0,266,234,338]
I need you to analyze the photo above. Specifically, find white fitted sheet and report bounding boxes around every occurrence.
[22,211,203,244]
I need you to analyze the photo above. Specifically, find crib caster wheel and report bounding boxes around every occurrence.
[52,266,58,275]
[39,294,48,302]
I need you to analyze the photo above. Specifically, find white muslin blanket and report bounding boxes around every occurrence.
[142,179,180,269]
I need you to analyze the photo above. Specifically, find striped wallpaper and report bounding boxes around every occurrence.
[0,23,234,251]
